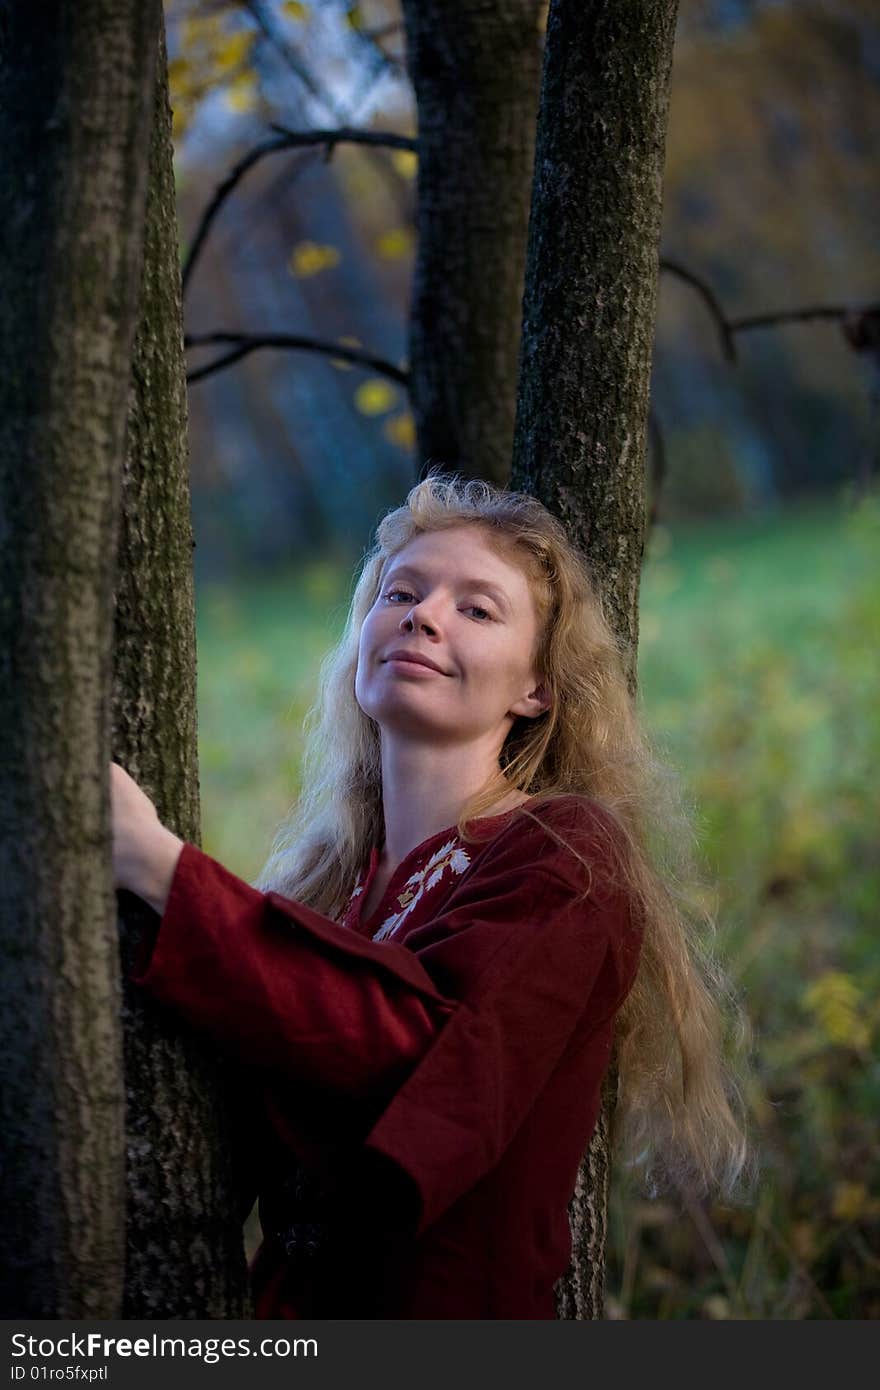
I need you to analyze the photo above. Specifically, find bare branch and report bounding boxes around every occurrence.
[183,134,293,294]
[241,0,348,123]
[731,303,879,337]
[352,17,407,79]
[661,258,880,367]
[267,124,417,156]
[185,331,410,387]
[660,257,736,362]
[658,263,880,502]
[182,127,417,293]
[345,36,406,116]
[840,304,880,353]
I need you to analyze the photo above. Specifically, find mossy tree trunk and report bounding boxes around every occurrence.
[511,0,680,1318]
[401,0,544,486]
[0,3,247,1317]
[114,29,248,1318]
[0,0,161,1317]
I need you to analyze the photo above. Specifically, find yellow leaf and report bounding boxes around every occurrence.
[329,335,363,370]
[167,57,192,87]
[832,1181,869,1223]
[168,61,193,110]
[802,971,871,1050]
[225,75,259,114]
[384,413,416,449]
[355,380,396,416]
[182,14,225,49]
[213,30,255,73]
[288,242,341,277]
[391,150,418,180]
[282,1,311,20]
[376,226,415,260]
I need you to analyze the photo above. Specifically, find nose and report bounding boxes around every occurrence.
[399,598,439,636]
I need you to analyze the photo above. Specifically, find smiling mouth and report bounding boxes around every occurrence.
[383,653,449,675]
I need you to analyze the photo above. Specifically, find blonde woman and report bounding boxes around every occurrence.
[111,474,750,1319]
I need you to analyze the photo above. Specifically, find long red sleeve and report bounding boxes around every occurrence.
[130,843,457,1104]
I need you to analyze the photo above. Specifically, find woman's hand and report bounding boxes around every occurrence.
[110,762,185,916]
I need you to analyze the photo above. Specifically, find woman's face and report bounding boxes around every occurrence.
[355,525,549,748]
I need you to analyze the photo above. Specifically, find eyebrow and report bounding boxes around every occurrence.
[382,564,512,614]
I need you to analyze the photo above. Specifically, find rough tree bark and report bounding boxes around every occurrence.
[0,0,161,1316]
[114,28,249,1318]
[511,0,680,1318]
[401,0,544,486]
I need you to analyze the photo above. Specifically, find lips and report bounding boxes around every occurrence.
[383,649,449,675]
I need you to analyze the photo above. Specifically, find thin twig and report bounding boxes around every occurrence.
[751,1203,838,1320]
[182,127,417,293]
[660,257,737,363]
[353,16,407,78]
[730,305,869,333]
[185,331,410,387]
[676,1183,751,1317]
[661,258,880,367]
[267,123,416,155]
[242,0,348,122]
[183,135,293,293]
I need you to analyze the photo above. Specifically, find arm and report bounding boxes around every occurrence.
[111,761,455,1104]
[113,764,641,1233]
[110,762,184,914]
[131,840,457,1102]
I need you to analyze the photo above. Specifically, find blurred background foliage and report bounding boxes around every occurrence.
[165,0,879,1318]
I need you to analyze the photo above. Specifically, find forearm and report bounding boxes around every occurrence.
[110,761,185,914]
[117,820,185,915]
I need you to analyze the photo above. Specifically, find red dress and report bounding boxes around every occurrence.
[130,794,643,1318]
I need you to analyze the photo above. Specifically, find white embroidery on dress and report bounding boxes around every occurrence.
[371,838,471,942]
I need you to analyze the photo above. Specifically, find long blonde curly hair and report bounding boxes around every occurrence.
[256,474,753,1202]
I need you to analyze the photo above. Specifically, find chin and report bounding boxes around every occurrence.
[367,699,464,743]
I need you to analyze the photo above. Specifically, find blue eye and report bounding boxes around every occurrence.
[382,589,492,620]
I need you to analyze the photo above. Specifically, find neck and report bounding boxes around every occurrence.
[378,731,526,874]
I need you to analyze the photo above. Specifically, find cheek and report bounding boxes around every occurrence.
[358,606,383,653]
[353,615,375,692]
[354,607,394,704]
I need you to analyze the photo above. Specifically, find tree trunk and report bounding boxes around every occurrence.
[401,0,544,485]
[114,26,249,1318]
[511,0,680,1318]
[0,0,161,1317]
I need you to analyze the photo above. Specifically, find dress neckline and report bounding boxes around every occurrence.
[354,801,533,938]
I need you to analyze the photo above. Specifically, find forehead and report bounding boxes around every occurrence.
[383,525,531,593]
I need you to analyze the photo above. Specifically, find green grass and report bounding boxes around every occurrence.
[195,489,879,1317]
[196,558,351,880]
